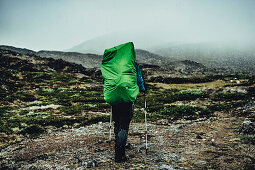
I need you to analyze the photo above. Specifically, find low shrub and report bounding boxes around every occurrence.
[16,90,36,102]
[158,105,212,119]
[214,91,247,101]
[60,104,88,115]
[208,104,231,111]
[85,115,109,125]
[177,89,208,101]
[32,72,52,82]
[20,124,45,136]
[0,107,12,117]
[247,86,255,97]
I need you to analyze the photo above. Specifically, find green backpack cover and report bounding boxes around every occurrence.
[101,42,139,105]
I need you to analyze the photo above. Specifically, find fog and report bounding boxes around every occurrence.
[0,0,254,51]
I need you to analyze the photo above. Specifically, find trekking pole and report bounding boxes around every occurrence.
[144,93,148,154]
[109,106,112,143]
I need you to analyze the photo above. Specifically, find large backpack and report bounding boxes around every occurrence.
[101,42,139,105]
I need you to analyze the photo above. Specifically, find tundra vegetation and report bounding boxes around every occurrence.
[1,65,254,141]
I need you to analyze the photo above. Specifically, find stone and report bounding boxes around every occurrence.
[196,134,203,139]
[195,161,207,165]
[239,120,255,135]
[81,160,97,168]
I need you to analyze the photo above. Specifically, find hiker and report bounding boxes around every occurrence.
[101,42,146,163]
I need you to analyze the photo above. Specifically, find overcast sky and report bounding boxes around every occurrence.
[0,0,254,51]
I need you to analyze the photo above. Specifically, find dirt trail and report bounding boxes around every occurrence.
[1,111,254,169]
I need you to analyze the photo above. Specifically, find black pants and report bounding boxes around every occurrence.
[112,102,134,147]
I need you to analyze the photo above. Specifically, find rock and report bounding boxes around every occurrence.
[229,138,241,142]
[156,162,185,170]
[94,148,105,152]
[239,120,255,135]
[157,162,176,170]
[196,134,203,139]
[137,143,154,153]
[153,152,181,163]
[62,125,69,129]
[73,123,80,128]
[125,143,133,150]
[81,160,97,168]
[195,160,207,165]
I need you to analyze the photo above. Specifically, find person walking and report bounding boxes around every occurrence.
[101,42,145,163]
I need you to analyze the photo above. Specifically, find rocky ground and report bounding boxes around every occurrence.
[1,107,254,169]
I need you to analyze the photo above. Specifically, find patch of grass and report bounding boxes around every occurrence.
[133,109,166,122]
[60,104,88,115]
[52,73,76,82]
[96,103,111,109]
[3,95,16,102]
[84,115,109,125]
[16,90,36,102]
[213,91,247,101]
[0,119,13,133]
[238,135,255,145]
[158,105,212,119]
[32,72,52,82]
[0,106,12,117]
[208,104,232,111]
[20,124,45,137]
[149,80,229,90]
[247,86,255,97]
[176,89,208,100]
[27,101,49,107]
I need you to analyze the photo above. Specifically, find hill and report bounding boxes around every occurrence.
[153,42,255,74]
[1,45,211,75]
[68,37,255,74]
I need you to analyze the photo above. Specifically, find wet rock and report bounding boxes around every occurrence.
[239,120,255,135]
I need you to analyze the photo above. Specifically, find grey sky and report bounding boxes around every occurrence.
[0,0,254,51]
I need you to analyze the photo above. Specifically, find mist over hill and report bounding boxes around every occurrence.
[1,44,253,75]
[68,35,255,74]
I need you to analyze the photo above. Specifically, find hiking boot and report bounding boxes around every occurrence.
[115,146,122,163]
[115,146,128,163]
[120,146,128,162]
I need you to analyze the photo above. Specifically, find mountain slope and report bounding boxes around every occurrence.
[153,42,255,73]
